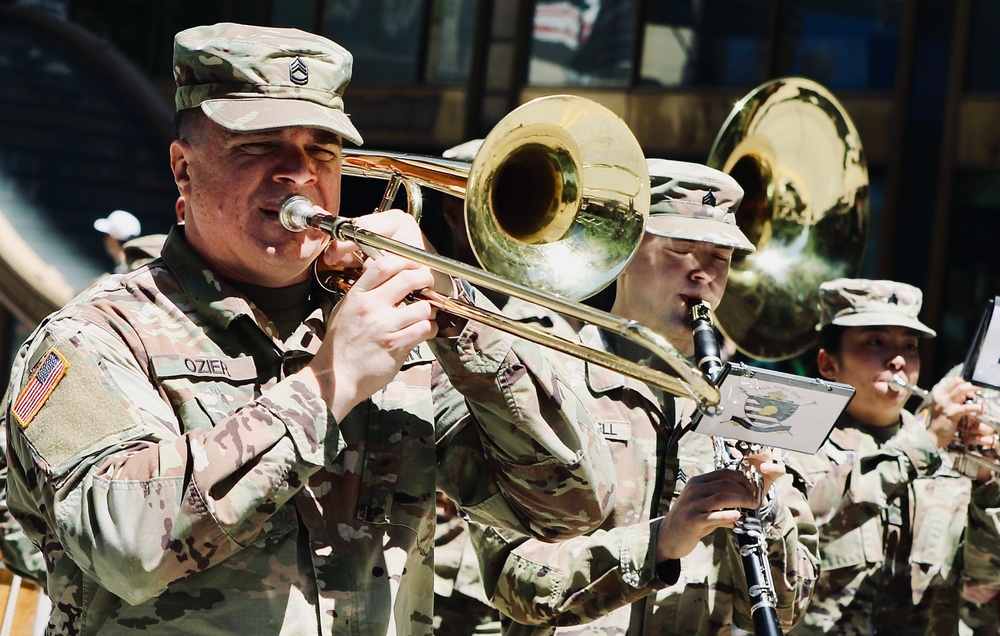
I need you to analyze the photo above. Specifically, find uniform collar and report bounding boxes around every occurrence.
[160,226,334,340]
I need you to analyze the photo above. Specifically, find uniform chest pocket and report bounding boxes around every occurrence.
[150,354,260,432]
[911,476,970,566]
[149,354,298,540]
[820,518,881,570]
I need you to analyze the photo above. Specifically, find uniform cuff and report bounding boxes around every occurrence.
[257,377,328,467]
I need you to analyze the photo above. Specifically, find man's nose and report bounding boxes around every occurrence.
[690,255,719,283]
[274,149,318,185]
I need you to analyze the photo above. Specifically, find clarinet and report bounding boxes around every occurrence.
[690,300,783,636]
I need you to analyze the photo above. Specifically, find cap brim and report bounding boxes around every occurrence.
[832,312,937,337]
[645,215,756,252]
[201,99,364,146]
[94,219,110,233]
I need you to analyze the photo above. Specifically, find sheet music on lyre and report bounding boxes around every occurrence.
[963,296,1000,391]
[691,363,855,454]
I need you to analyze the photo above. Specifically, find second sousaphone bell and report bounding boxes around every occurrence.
[708,77,870,361]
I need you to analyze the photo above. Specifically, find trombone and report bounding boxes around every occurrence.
[281,94,720,411]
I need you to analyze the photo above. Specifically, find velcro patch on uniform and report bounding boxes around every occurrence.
[12,348,69,429]
[23,344,141,469]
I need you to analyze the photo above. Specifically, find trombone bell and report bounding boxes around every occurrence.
[467,95,649,302]
[281,94,721,410]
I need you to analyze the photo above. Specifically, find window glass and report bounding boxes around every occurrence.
[426,0,478,83]
[938,170,1000,376]
[965,0,1000,91]
[639,0,772,88]
[271,0,320,30]
[321,0,428,84]
[784,0,902,90]
[0,19,177,292]
[528,0,638,87]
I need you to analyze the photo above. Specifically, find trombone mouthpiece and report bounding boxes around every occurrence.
[280,196,316,232]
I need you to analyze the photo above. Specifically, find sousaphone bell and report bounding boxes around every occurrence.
[707,77,869,361]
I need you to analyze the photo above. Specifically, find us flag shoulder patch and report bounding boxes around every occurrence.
[12,348,69,429]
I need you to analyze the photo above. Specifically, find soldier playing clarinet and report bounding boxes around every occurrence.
[469,160,819,635]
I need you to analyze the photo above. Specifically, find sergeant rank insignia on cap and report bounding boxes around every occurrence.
[289,57,309,85]
[12,348,69,429]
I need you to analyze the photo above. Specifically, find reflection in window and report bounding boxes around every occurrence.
[639,0,771,88]
[784,0,902,90]
[528,0,637,87]
[321,0,428,84]
[426,0,477,83]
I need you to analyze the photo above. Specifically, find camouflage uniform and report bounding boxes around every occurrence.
[434,492,501,636]
[2,228,616,635]
[792,278,1000,635]
[946,367,1000,635]
[0,424,45,585]
[472,325,819,635]
[791,409,1000,635]
[434,296,583,636]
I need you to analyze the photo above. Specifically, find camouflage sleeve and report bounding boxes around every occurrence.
[469,519,664,626]
[796,424,941,540]
[962,479,1000,588]
[5,320,328,606]
[0,422,45,585]
[466,464,817,629]
[430,287,615,541]
[959,480,1000,636]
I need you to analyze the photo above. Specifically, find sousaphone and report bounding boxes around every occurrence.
[707,77,869,361]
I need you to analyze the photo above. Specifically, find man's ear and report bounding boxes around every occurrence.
[169,140,191,194]
[817,348,838,381]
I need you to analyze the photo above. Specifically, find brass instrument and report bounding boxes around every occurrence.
[891,375,1000,476]
[281,95,720,410]
[951,409,1000,478]
[707,77,869,361]
[890,373,931,411]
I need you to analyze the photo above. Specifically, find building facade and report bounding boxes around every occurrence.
[1,0,999,387]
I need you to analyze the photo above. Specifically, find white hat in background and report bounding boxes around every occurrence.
[442,138,484,161]
[94,210,142,242]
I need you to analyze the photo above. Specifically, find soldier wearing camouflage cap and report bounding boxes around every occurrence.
[470,160,819,635]
[791,278,999,635]
[2,22,618,636]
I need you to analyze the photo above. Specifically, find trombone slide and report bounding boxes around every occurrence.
[280,196,721,411]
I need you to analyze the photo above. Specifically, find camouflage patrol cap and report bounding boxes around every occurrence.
[817,278,936,336]
[645,158,754,252]
[173,23,363,145]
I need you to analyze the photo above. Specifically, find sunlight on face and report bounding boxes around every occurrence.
[171,117,343,287]
[613,236,733,354]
